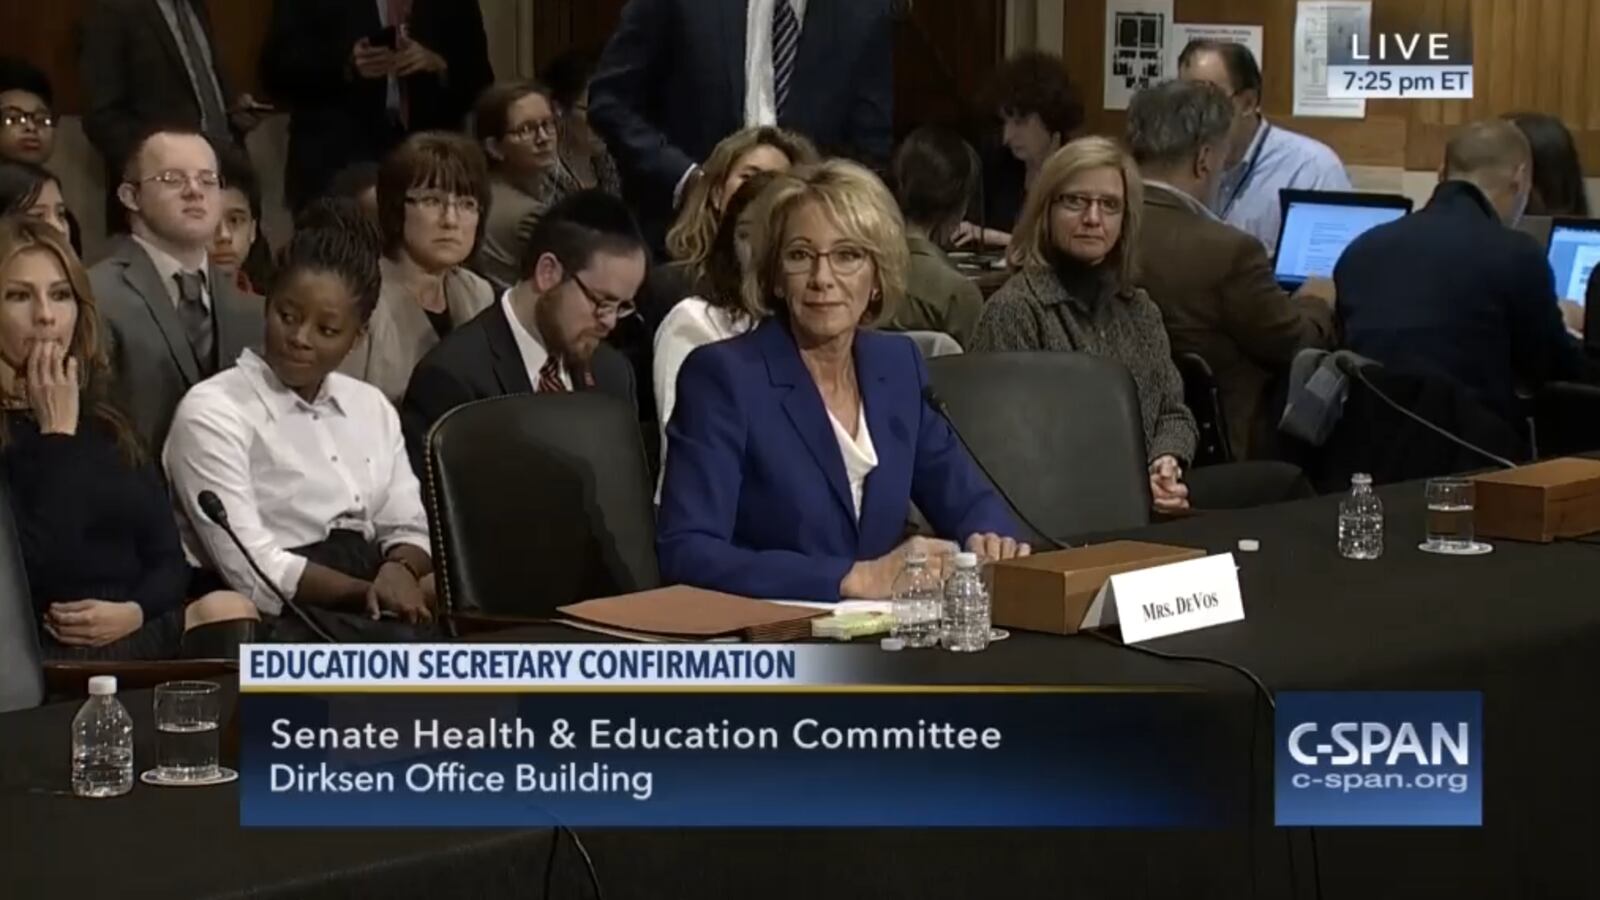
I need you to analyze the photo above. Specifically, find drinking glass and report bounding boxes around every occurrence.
[1422,478,1483,554]
[153,681,221,782]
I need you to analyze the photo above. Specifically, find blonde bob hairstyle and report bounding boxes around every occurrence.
[742,159,909,328]
[1006,135,1143,294]
[665,126,818,264]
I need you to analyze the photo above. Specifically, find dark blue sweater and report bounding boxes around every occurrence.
[1,412,186,620]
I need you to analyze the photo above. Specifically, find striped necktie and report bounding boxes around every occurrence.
[537,357,568,393]
[772,0,799,120]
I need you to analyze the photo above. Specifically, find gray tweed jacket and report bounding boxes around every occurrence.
[969,264,1198,464]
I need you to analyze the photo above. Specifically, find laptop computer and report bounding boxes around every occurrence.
[1272,190,1414,291]
[1546,218,1600,305]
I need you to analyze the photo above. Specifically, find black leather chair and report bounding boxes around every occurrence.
[927,352,1152,545]
[1174,351,1234,467]
[424,393,660,621]
[0,474,43,712]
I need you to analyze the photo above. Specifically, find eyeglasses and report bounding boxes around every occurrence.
[137,169,223,191]
[1,109,55,130]
[506,119,559,142]
[1054,192,1125,216]
[570,272,636,321]
[404,192,482,216]
[780,244,871,277]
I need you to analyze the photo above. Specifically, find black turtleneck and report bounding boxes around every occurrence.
[1048,247,1116,308]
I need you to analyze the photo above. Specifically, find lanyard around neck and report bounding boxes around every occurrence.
[1221,119,1271,218]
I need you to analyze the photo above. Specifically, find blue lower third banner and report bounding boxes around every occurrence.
[240,690,1241,827]
[1275,691,1482,826]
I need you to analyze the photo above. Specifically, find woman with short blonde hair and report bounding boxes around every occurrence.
[656,160,1029,602]
[972,136,1198,512]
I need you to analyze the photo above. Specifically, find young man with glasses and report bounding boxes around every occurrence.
[88,127,264,451]
[401,190,646,475]
[0,57,56,166]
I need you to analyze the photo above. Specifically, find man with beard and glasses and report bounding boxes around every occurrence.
[400,189,645,474]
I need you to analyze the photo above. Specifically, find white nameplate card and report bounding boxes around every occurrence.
[1081,553,1245,643]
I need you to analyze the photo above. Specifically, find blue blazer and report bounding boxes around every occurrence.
[657,318,1020,601]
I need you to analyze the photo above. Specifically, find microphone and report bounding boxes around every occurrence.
[1336,356,1519,470]
[922,385,1065,550]
[197,490,337,643]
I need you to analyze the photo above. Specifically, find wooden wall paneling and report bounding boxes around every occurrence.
[1559,0,1589,128]
[894,0,1006,135]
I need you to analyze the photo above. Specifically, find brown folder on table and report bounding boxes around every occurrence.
[557,586,825,642]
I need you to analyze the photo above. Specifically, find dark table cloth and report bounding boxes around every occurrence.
[4,476,1599,898]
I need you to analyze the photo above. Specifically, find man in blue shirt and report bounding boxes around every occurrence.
[1179,40,1350,255]
[1334,119,1585,427]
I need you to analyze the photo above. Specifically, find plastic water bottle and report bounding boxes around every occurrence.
[72,675,134,798]
[941,552,990,653]
[890,550,943,648]
[1338,473,1384,560]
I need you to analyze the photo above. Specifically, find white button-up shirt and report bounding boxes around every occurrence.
[163,349,431,614]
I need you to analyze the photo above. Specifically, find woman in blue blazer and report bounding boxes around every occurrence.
[657,160,1030,601]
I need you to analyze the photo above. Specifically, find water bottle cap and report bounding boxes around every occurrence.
[904,550,929,564]
[954,552,978,568]
[1352,473,1373,485]
[88,675,117,696]
[879,637,906,651]
[1237,538,1260,553]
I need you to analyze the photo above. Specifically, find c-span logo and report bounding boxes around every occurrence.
[1275,692,1481,826]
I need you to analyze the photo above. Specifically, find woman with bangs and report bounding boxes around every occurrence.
[0,216,258,659]
[656,161,1029,603]
[339,132,496,401]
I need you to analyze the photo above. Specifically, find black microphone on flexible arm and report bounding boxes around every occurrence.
[197,490,338,644]
[922,385,1066,550]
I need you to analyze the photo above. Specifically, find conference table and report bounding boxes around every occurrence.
[5,474,1599,899]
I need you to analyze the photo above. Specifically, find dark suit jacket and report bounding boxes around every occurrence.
[1335,180,1586,424]
[79,0,242,169]
[1138,183,1335,457]
[89,235,264,453]
[400,299,638,475]
[260,0,494,209]
[589,0,892,214]
[655,318,1019,601]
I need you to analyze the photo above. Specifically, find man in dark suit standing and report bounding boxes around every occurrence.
[1128,80,1334,458]
[588,0,893,247]
[1336,119,1586,427]
[260,0,494,212]
[78,0,268,178]
[401,191,645,475]
[89,128,263,452]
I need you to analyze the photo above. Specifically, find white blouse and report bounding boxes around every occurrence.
[163,350,430,615]
[653,298,754,497]
[827,405,878,521]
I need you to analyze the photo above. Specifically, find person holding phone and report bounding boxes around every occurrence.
[263,0,495,212]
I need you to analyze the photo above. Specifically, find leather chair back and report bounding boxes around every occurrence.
[424,393,660,617]
[928,351,1152,544]
[0,474,44,711]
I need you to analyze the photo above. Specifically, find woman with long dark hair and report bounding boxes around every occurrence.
[0,216,257,659]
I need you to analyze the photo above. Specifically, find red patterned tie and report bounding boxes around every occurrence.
[537,358,568,393]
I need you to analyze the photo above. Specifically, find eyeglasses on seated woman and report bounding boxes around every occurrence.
[655,160,1030,603]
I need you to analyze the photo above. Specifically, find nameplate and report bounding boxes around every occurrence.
[1081,553,1244,643]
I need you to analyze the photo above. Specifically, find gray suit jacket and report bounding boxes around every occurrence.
[476,174,564,294]
[90,234,264,453]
